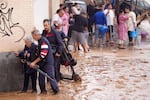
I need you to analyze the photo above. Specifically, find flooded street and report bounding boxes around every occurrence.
[0,43,150,100]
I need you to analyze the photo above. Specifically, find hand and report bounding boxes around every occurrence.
[62,23,65,26]
[64,38,68,42]
[30,62,36,68]
[27,53,30,58]
[107,10,110,13]
[14,51,19,57]
[20,59,25,63]
[106,10,110,15]
[55,53,61,57]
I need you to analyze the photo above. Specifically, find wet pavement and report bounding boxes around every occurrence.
[0,43,150,100]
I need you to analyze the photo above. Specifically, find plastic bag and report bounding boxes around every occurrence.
[99,25,108,36]
[130,29,138,38]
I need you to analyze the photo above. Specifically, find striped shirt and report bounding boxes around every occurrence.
[38,37,49,59]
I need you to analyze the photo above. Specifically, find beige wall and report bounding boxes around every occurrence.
[49,0,63,18]
[0,0,34,52]
[0,0,64,52]
[34,0,49,32]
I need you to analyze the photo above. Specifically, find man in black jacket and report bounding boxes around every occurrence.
[42,19,64,82]
[30,29,59,94]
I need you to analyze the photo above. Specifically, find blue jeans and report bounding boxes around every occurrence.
[95,25,104,39]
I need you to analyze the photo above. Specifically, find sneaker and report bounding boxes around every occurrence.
[31,90,37,93]
[41,90,47,94]
[53,90,59,95]
[18,90,27,94]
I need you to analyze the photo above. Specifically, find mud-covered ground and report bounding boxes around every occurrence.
[0,42,150,100]
[0,17,150,100]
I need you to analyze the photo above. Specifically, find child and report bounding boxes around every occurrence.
[15,36,38,93]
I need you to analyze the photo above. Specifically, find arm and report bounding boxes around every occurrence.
[104,9,109,16]
[83,18,88,31]
[41,30,46,37]
[30,42,49,68]
[52,15,62,27]
[55,31,64,56]
[51,28,64,56]
[16,45,27,59]
[72,7,80,15]
[123,15,129,20]
[103,13,107,25]
[132,12,137,27]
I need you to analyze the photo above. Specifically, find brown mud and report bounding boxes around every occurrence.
[0,45,150,100]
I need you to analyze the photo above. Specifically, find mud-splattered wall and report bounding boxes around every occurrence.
[0,0,34,92]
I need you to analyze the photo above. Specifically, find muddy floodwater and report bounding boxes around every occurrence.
[0,44,150,100]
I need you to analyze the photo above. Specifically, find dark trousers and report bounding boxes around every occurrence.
[39,64,59,93]
[88,18,93,33]
[22,72,37,91]
[128,31,132,42]
[54,56,61,82]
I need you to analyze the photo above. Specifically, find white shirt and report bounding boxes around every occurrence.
[126,11,136,31]
[104,9,115,25]
[51,14,63,30]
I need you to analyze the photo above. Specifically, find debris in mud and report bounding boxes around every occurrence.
[139,52,144,54]
[133,47,143,50]
[116,79,125,88]
[112,49,117,53]
[141,75,147,77]
[129,75,147,78]
[119,76,128,80]
[141,61,149,63]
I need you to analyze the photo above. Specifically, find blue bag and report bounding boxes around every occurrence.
[99,25,108,36]
[130,29,138,38]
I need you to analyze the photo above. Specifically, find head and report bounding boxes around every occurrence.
[63,6,69,13]
[59,3,64,9]
[56,9,64,17]
[119,9,124,14]
[31,29,41,41]
[98,3,104,11]
[43,19,51,32]
[125,6,131,13]
[74,3,79,7]
[24,35,33,48]
[106,3,112,9]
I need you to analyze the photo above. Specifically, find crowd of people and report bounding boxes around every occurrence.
[15,0,140,95]
[88,0,138,49]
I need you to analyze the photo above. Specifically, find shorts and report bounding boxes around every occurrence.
[70,31,86,44]
[108,25,113,33]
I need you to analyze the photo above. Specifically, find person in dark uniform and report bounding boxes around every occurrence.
[42,19,64,82]
[30,29,59,94]
[15,36,37,93]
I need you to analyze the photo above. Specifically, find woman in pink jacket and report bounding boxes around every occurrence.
[118,9,129,49]
[61,6,70,36]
